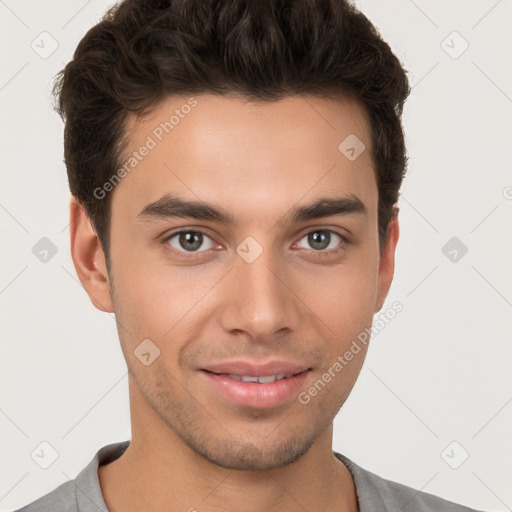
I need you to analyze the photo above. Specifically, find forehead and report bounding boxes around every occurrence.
[112,93,377,225]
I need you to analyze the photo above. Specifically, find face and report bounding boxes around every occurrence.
[73,93,398,471]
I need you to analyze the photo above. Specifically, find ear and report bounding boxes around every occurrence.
[375,208,400,312]
[69,197,114,313]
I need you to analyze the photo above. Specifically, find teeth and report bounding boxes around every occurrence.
[256,375,279,383]
[224,373,291,383]
[241,375,259,383]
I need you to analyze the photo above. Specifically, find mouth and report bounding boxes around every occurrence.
[199,368,312,408]
[202,370,304,383]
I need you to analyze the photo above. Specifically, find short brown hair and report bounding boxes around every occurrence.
[52,0,410,270]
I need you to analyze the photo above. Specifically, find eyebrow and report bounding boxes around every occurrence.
[137,193,367,225]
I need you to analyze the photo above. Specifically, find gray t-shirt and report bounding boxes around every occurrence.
[13,441,484,512]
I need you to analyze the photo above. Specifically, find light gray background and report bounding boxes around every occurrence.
[1,1,511,510]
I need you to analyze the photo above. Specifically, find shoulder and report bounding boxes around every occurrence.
[11,480,77,512]
[365,472,483,512]
[11,441,128,512]
[334,452,485,512]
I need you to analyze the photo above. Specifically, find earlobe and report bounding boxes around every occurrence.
[375,209,400,313]
[69,197,114,313]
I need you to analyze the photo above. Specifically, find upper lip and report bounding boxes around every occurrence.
[201,360,311,377]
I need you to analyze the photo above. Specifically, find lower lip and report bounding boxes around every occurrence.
[200,370,311,408]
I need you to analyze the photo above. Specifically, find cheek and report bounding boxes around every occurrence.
[298,251,379,339]
[110,243,225,345]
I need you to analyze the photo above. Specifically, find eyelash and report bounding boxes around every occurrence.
[162,228,348,260]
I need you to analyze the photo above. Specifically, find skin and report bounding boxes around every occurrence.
[70,93,399,512]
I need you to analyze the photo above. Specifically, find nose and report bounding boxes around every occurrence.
[218,244,301,342]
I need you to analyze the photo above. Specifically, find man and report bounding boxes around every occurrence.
[16,0,484,510]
